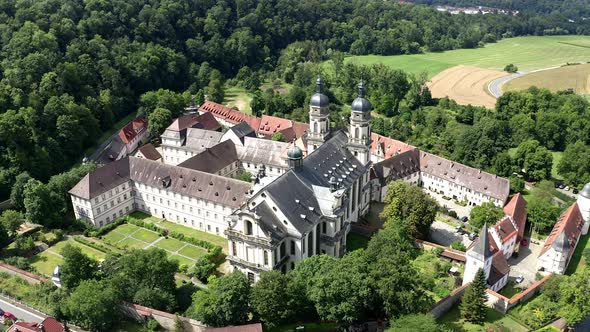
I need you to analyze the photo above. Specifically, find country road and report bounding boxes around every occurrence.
[487,66,562,98]
[0,297,45,323]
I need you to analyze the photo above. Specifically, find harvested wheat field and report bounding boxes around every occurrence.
[504,63,590,95]
[427,65,509,109]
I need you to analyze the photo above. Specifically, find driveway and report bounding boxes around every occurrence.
[430,220,474,248]
[507,241,543,287]
[426,190,472,219]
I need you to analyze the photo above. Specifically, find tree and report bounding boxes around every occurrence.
[558,267,590,326]
[251,271,295,328]
[387,314,440,332]
[450,241,466,251]
[0,210,24,236]
[309,250,374,324]
[514,140,553,181]
[187,271,251,327]
[15,236,35,251]
[10,171,31,210]
[0,224,8,247]
[460,268,487,324]
[191,257,216,282]
[509,176,525,193]
[528,182,561,234]
[148,107,173,137]
[558,141,590,187]
[380,181,438,239]
[23,179,57,227]
[504,64,518,73]
[271,132,285,142]
[66,279,120,331]
[469,202,504,229]
[60,244,97,289]
[290,255,338,319]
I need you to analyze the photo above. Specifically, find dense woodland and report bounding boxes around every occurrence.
[3,0,590,202]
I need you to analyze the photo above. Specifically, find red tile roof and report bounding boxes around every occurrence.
[118,116,147,144]
[204,323,263,332]
[539,202,585,258]
[371,133,415,159]
[494,216,518,244]
[168,112,221,132]
[504,193,527,240]
[7,318,64,332]
[199,101,260,129]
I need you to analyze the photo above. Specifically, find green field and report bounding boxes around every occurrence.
[223,86,253,114]
[30,238,108,276]
[504,63,590,95]
[566,233,590,275]
[337,36,590,77]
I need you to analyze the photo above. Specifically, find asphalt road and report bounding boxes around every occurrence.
[0,298,44,323]
[487,66,561,98]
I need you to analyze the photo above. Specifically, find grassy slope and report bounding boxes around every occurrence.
[565,233,589,275]
[337,36,590,77]
[223,86,253,114]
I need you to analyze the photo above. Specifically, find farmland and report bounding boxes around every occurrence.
[504,63,590,95]
[339,36,590,77]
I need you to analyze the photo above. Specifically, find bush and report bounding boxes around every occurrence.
[504,63,518,73]
[15,236,35,251]
[146,318,160,331]
[2,256,31,271]
[191,257,216,282]
[448,210,458,219]
[432,247,444,257]
[450,241,466,251]
[73,237,119,257]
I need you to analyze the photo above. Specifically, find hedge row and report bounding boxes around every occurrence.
[73,236,120,257]
[91,218,126,237]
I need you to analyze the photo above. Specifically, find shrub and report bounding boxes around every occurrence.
[178,264,189,273]
[450,241,466,251]
[448,210,458,219]
[15,236,35,251]
[432,247,444,257]
[73,237,119,257]
[2,256,31,271]
[504,63,518,73]
[147,318,160,331]
[191,257,216,282]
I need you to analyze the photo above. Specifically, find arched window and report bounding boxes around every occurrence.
[280,241,286,258]
[314,122,318,133]
[245,220,253,235]
[354,127,359,138]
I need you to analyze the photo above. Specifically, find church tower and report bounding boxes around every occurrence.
[307,77,330,154]
[347,80,372,165]
[576,182,590,234]
[463,223,493,286]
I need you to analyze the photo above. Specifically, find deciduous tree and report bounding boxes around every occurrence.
[66,280,120,331]
[469,202,504,229]
[60,244,98,289]
[251,271,295,328]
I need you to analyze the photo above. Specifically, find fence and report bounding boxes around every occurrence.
[415,239,466,262]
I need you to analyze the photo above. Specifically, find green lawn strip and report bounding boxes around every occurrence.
[337,36,590,77]
[132,228,161,243]
[118,237,149,250]
[155,238,185,252]
[83,112,137,157]
[269,322,339,332]
[155,220,227,252]
[438,305,529,332]
[500,281,525,299]
[115,223,142,236]
[45,238,108,261]
[29,252,63,277]
[565,233,590,275]
[102,230,126,244]
[178,244,208,260]
[168,253,195,268]
[346,232,370,252]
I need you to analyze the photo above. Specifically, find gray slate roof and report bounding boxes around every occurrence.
[472,223,492,258]
[552,232,570,253]
[229,121,256,140]
[580,183,590,199]
[178,140,238,174]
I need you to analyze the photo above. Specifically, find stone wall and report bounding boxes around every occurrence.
[486,274,553,313]
[429,283,470,318]
[121,302,207,332]
[0,262,48,284]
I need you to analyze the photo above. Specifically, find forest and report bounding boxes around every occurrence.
[2,0,590,202]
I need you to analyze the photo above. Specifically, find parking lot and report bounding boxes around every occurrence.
[426,190,473,219]
[430,219,475,248]
[507,240,544,287]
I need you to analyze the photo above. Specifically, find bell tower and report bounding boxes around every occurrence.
[307,77,330,154]
[347,80,372,165]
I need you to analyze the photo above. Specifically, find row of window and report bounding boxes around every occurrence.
[93,183,127,204]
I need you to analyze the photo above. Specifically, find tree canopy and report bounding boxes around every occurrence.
[469,202,504,229]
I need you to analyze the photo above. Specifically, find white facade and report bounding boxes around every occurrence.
[537,247,568,274]
[72,181,134,228]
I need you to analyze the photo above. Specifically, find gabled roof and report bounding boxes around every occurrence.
[539,203,584,258]
[504,193,527,240]
[199,101,261,129]
[178,140,238,174]
[69,157,131,200]
[488,252,510,287]
[184,128,224,151]
[370,133,415,159]
[137,143,162,161]
[229,121,256,140]
[472,223,493,258]
[372,149,420,183]
[494,216,517,244]
[167,112,221,132]
[7,318,65,332]
[119,117,147,144]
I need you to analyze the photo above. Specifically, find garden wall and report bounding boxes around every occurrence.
[415,239,466,262]
[429,283,469,318]
[486,274,553,313]
[0,262,48,284]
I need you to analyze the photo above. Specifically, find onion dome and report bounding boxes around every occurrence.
[310,76,329,108]
[287,146,303,160]
[580,183,590,199]
[351,80,371,113]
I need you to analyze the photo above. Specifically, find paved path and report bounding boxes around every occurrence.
[143,236,164,249]
[487,66,561,98]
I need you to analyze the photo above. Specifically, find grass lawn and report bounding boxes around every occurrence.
[269,322,339,332]
[132,228,160,243]
[119,237,148,249]
[83,112,137,157]
[500,281,525,299]
[565,233,590,275]
[346,232,370,252]
[101,230,126,244]
[332,36,590,77]
[439,305,529,332]
[178,245,208,259]
[112,320,151,332]
[168,253,195,267]
[223,86,252,114]
[550,151,563,180]
[29,251,63,277]
[50,238,108,261]
[143,216,227,252]
[115,223,142,235]
[155,238,185,252]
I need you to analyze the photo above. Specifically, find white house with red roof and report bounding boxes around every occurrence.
[119,116,148,153]
[536,184,590,274]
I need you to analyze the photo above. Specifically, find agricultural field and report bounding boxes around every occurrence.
[504,63,590,95]
[340,36,590,77]
[428,65,507,108]
[223,86,253,114]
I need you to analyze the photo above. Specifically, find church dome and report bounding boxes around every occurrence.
[287,146,303,160]
[580,183,590,199]
[310,76,329,108]
[351,80,371,113]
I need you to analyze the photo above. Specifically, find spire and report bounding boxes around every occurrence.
[472,223,492,258]
[357,80,366,98]
[316,76,323,93]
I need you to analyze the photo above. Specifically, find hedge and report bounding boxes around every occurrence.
[73,236,120,257]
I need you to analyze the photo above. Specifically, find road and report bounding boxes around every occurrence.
[487,66,561,98]
[0,298,44,323]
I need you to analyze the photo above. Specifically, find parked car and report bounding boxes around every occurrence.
[455,225,463,234]
[520,239,528,246]
[565,186,570,191]
[3,312,17,321]
[0,308,4,316]
[573,188,579,194]
[515,275,524,284]
[559,184,565,189]
[460,216,469,223]
[468,232,477,241]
